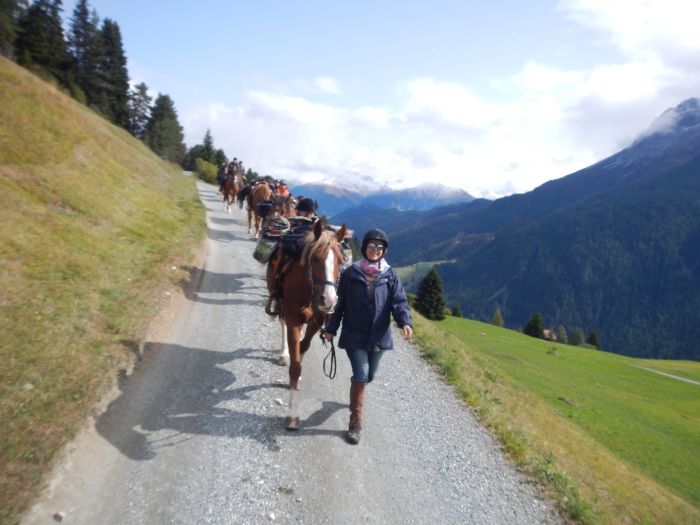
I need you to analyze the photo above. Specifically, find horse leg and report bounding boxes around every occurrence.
[300,317,322,356]
[255,214,262,238]
[247,209,254,234]
[278,317,290,366]
[285,323,303,430]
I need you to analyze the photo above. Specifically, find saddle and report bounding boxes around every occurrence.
[265,222,316,315]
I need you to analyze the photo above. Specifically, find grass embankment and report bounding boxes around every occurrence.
[0,57,205,523]
[413,314,700,524]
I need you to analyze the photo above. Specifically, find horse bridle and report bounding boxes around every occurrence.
[307,259,339,292]
[306,247,340,311]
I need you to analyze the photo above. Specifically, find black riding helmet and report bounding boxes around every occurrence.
[296,198,315,213]
[361,228,389,258]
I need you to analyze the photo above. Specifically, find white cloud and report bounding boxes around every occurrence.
[183,1,700,199]
[314,76,341,95]
[560,0,700,63]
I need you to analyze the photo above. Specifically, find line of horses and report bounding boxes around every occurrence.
[219,176,349,430]
[221,172,297,238]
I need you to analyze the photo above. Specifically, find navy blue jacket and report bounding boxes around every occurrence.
[325,263,412,351]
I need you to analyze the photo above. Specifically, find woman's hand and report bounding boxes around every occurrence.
[403,325,413,341]
[323,331,334,342]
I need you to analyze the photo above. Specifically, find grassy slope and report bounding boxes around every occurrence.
[634,359,700,383]
[0,57,205,523]
[414,313,700,524]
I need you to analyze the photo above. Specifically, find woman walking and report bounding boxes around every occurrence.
[323,228,413,444]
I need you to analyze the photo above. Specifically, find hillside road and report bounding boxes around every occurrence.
[23,182,560,524]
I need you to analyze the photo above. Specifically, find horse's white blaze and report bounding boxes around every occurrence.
[321,250,337,310]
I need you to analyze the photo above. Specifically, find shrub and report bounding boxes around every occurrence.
[194,157,217,184]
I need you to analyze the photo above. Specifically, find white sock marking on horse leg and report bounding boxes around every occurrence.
[288,389,299,418]
[279,319,289,360]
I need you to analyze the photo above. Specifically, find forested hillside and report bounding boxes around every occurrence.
[343,99,700,359]
[440,154,700,359]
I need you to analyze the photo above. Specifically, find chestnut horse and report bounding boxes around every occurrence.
[222,172,242,213]
[272,220,347,430]
[262,196,298,367]
[247,181,274,237]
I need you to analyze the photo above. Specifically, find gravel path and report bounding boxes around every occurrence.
[23,183,560,525]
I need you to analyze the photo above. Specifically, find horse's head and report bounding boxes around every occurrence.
[303,221,347,315]
[274,195,296,218]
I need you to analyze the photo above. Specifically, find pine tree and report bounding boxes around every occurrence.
[213,148,227,166]
[523,312,545,339]
[15,0,72,84]
[491,306,504,327]
[586,331,600,349]
[144,93,186,163]
[201,129,215,163]
[127,82,151,138]
[94,18,129,126]
[414,267,446,321]
[0,0,26,58]
[68,0,100,102]
[182,144,205,171]
[556,325,568,344]
[451,303,462,318]
[569,328,584,346]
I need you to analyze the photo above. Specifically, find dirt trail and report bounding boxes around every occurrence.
[23,183,559,525]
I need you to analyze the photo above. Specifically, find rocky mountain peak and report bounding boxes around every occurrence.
[642,97,700,138]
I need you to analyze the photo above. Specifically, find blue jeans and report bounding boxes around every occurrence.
[345,349,384,383]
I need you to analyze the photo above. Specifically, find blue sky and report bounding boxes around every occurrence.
[65,1,700,197]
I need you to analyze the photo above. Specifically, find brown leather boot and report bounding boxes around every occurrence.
[346,380,366,445]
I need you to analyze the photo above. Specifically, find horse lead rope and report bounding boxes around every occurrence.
[320,334,337,379]
[320,317,337,380]
[305,235,341,380]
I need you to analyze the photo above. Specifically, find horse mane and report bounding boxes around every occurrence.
[300,229,339,267]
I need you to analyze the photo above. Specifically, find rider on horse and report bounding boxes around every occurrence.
[217,162,229,193]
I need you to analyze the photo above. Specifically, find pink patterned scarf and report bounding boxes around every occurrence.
[357,257,390,278]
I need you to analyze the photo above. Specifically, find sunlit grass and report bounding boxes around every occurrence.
[414,313,700,524]
[632,358,700,383]
[0,57,205,524]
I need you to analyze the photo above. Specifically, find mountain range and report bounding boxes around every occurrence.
[332,98,700,360]
[288,182,474,216]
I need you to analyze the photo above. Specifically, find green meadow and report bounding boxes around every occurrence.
[633,358,700,383]
[414,314,700,524]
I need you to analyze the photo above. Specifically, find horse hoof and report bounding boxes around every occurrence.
[285,416,299,431]
[277,355,290,366]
